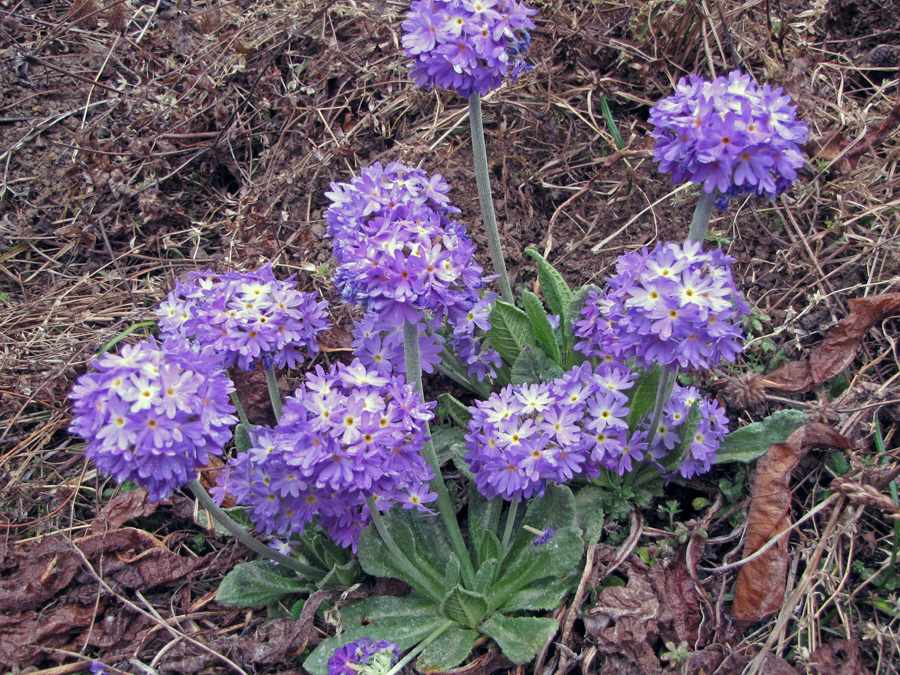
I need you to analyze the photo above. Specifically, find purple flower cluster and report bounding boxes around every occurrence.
[328,638,400,675]
[447,293,502,380]
[464,362,641,500]
[649,69,808,200]
[644,384,729,479]
[402,0,537,97]
[216,360,436,550]
[325,162,486,328]
[574,241,748,371]
[156,264,329,371]
[69,338,236,502]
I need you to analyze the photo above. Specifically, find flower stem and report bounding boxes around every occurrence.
[188,479,324,580]
[264,367,283,420]
[365,496,445,603]
[687,189,716,243]
[403,321,477,589]
[500,498,519,555]
[468,92,513,305]
[644,367,678,451]
[230,392,250,428]
[386,620,454,675]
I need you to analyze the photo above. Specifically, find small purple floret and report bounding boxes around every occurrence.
[464,361,638,501]
[328,638,400,675]
[156,263,329,371]
[573,241,749,372]
[648,69,808,201]
[69,337,236,502]
[325,162,487,329]
[402,0,537,97]
[218,359,435,551]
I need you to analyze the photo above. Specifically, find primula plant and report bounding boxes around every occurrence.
[67,38,814,673]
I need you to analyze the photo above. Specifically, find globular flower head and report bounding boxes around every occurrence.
[402,0,537,97]
[325,162,486,327]
[464,361,635,500]
[156,264,330,371]
[218,359,436,550]
[574,241,749,372]
[69,337,236,502]
[643,384,729,479]
[649,69,808,201]
[329,638,401,675]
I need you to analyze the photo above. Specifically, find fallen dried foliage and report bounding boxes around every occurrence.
[732,423,854,624]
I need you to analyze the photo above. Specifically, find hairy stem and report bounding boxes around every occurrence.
[500,498,519,555]
[264,366,283,420]
[386,620,454,675]
[644,367,677,451]
[188,479,324,580]
[688,188,716,243]
[403,321,477,588]
[230,392,250,428]
[469,92,514,305]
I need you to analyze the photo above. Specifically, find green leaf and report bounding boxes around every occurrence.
[488,527,583,611]
[574,485,605,544]
[498,573,579,612]
[625,365,661,434]
[196,505,254,537]
[487,300,535,365]
[479,614,559,664]
[356,513,445,595]
[470,514,501,568]
[318,559,360,588]
[564,284,599,368]
[473,558,498,594]
[416,626,478,672]
[510,346,566,385]
[215,560,311,607]
[438,393,473,427]
[440,585,489,628]
[234,423,254,453]
[523,290,562,365]
[430,424,468,466]
[303,596,444,675]
[600,94,625,150]
[442,554,461,591]
[714,409,808,464]
[524,248,573,322]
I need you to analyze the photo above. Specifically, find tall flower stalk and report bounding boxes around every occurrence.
[469,93,513,304]
[402,0,537,304]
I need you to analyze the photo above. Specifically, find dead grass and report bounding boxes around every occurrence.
[1,0,899,672]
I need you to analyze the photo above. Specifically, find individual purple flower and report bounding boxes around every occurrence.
[351,312,445,376]
[325,162,488,328]
[532,527,555,545]
[464,361,634,500]
[156,264,329,371]
[402,0,536,97]
[329,638,401,675]
[90,662,107,675]
[643,384,729,479]
[574,241,749,371]
[648,69,807,201]
[218,359,435,550]
[69,337,236,502]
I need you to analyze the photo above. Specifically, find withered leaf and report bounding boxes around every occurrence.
[762,293,900,394]
[807,638,872,675]
[90,488,157,534]
[229,364,277,426]
[0,605,97,668]
[733,423,852,623]
[584,558,708,674]
[318,324,354,352]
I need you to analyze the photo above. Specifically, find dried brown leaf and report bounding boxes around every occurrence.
[229,363,277,426]
[732,423,853,623]
[584,558,708,674]
[90,488,157,534]
[807,638,872,674]
[762,293,900,394]
[0,605,97,668]
[318,324,354,352]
